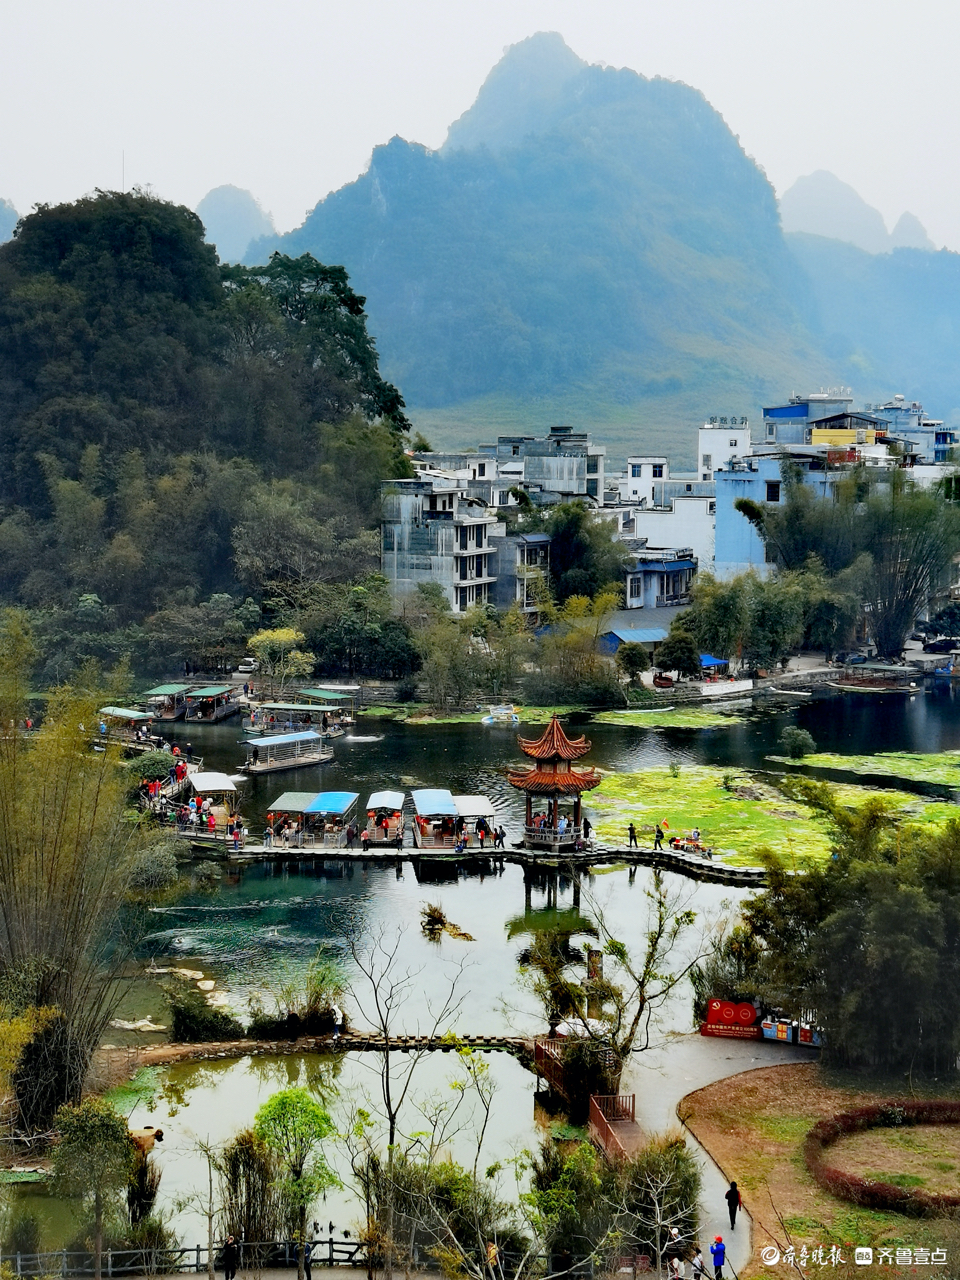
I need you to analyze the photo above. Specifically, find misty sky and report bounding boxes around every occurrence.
[3,0,959,247]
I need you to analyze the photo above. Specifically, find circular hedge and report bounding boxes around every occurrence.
[804,1100,960,1217]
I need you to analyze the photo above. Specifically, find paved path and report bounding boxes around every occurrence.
[623,1033,815,1276]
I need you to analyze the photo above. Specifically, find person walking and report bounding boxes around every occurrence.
[654,824,664,851]
[302,1239,312,1280]
[582,815,591,839]
[692,1247,708,1280]
[222,1235,239,1280]
[628,822,638,848]
[725,1181,742,1230]
[710,1237,725,1280]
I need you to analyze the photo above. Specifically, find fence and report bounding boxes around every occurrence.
[588,1094,637,1161]
[0,1237,365,1277]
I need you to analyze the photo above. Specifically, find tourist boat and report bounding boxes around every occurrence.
[363,790,405,846]
[453,795,497,847]
[411,788,459,849]
[97,706,158,749]
[298,686,359,724]
[267,790,359,849]
[184,684,241,722]
[142,683,194,720]
[828,662,925,694]
[243,702,345,737]
[180,771,243,847]
[239,730,333,775]
[481,704,520,725]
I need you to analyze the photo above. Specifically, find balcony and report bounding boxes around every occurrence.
[655,593,691,607]
[523,823,583,852]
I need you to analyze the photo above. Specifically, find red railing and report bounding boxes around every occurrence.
[589,1094,637,1160]
[533,1038,568,1095]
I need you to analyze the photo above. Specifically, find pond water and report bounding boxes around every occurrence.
[28,687,960,1251]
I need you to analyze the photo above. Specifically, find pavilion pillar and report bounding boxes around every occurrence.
[526,795,532,828]
[572,866,581,908]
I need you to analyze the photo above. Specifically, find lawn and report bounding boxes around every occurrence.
[682,1063,960,1279]
[590,766,958,867]
[357,704,584,724]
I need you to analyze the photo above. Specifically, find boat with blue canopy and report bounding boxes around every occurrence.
[411,788,458,849]
[266,790,360,848]
[239,730,333,775]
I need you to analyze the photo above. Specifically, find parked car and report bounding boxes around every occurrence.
[833,651,867,665]
[922,637,960,654]
[237,657,259,673]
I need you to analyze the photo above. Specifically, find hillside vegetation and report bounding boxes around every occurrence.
[0,191,414,680]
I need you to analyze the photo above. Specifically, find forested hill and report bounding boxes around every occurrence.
[0,191,414,681]
[248,33,833,454]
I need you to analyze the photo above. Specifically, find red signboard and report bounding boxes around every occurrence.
[706,999,758,1027]
[700,1024,763,1039]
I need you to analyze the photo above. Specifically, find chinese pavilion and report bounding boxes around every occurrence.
[508,715,601,852]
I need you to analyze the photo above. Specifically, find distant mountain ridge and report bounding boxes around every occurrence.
[779,170,935,254]
[247,34,960,451]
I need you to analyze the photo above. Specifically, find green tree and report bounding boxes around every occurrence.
[254,1089,338,1280]
[52,1099,136,1280]
[247,628,316,691]
[684,573,750,664]
[546,503,629,603]
[653,629,700,678]
[615,641,650,683]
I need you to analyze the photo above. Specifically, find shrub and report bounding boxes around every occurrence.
[804,1101,960,1215]
[128,842,180,891]
[395,677,419,703]
[165,986,244,1043]
[247,956,345,1039]
[779,726,816,758]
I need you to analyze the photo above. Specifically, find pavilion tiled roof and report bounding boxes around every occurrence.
[507,767,602,795]
[517,715,592,762]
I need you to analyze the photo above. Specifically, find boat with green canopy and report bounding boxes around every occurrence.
[185,685,241,722]
[142,683,194,720]
[297,686,359,722]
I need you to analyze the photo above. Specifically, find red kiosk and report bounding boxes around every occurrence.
[508,715,601,853]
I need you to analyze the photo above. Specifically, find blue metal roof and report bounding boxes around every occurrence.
[411,787,457,816]
[303,791,359,815]
[244,731,324,748]
[604,627,669,644]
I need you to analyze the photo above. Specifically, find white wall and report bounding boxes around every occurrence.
[697,425,750,480]
[628,496,716,568]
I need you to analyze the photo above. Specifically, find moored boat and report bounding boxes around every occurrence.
[363,790,405,846]
[185,685,241,722]
[411,788,458,849]
[244,701,346,737]
[828,661,925,694]
[239,730,333,774]
[142,683,194,720]
[453,795,497,847]
[179,771,244,847]
[97,706,158,749]
[481,704,519,725]
[298,686,359,724]
[267,790,359,848]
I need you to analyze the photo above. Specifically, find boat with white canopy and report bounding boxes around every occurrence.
[363,790,405,846]
[239,730,333,775]
[453,795,497,847]
[181,771,243,847]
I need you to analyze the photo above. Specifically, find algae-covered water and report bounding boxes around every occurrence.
[25,686,960,1251]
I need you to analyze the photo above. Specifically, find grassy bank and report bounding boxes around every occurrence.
[593,707,746,729]
[590,766,957,867]
[358,704,585,725]
[769,749,960,788]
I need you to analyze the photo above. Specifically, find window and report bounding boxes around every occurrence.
[652,465,664,478]
[429,496,437,511]
[460,527,468,550]
[629,577,641,599]
[512,445,520,456]
[475,525,483,546]
[459,588,469,611]
[498,490,508,505]
[766,480,781,502]
[586,456,598,474]
[631,464,641,478]
[766,423,777,440]
[702,454,712,470]
[478,463,486,477]
[685,484,692,492]
[729,438,737,447]
[586,479,597,497]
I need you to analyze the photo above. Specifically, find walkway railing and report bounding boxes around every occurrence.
[0,1237,365,1277]
[589,1093,637,1161]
